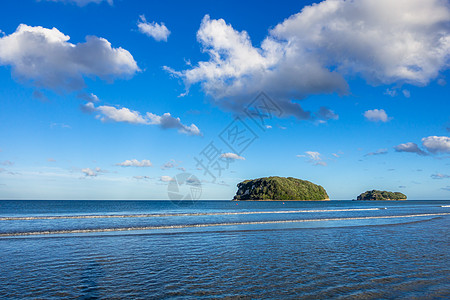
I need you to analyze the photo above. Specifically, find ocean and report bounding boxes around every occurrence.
[0,200,449,299]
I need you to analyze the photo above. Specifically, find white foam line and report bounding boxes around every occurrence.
[0,208,381,221]
[1,213,448,237]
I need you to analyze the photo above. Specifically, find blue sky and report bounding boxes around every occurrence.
[0,0,449,200]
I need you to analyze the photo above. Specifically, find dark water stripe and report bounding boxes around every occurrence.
[1,213,448,237]
[0,208,382,221]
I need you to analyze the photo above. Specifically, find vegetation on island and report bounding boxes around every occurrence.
[356,190,407,200]
[233,176,329,201]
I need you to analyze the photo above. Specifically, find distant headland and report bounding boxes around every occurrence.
[233,176,329,201]
[356,190,407,201]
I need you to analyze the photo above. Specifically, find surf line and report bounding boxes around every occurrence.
[0,208,382,221]
[1,212,449,237]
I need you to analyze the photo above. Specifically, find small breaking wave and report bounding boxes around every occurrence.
[0,208,382,221]
[1,212,448,237]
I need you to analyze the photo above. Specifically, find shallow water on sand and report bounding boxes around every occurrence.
[0,200,449,298]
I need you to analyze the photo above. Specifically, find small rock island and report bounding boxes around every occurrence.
[356,190,407,200]
[233,176,329,201]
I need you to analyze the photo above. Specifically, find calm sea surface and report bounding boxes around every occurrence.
[0,200,449,299]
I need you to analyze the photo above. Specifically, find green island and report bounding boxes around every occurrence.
[356,190,407,200]
[233,176,329,201]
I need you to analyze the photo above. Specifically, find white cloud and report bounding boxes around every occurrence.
[297,151,327,166]
[146,112,201,136]
[422,136,450,153]
[137,15,171,42]
[160,175,174,182]
[0,24,139,91]
[305,151,321,161]
[364,109,391,122]
[96,105,148,124]
[116,159,152,167]
[220,153,245,160]
[161,160,176,170]
[81,168,97,177]
[167,1,450,118]
[40,0,113,6]
[82,102,201,136]
[394,142,428,156]
[81,167,108,177]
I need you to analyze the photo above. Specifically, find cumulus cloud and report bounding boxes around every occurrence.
[220,153,245,160]
[0,24,139,92]
[167,1,450,118]
[365,149,388,156]
[431,173,450,179]
[364,109,391,122]
[82,102,201,135]
[394,142,428,156]
[81,167,107,177]
[161,160,176,170]
[96,105,147,124]
[116,159,152,167]
[160,175,174,182]
[137,15,171,42]
[40,0,113,6]
[422,136,450,153]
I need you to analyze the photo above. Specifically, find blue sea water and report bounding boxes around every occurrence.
[0,200,449,299]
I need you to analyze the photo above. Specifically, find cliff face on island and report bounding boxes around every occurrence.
[356,190,407,200]
[233,176,329,201]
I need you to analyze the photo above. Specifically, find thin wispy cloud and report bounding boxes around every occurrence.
[431,173,450,179]
[40,0,113,6]
[297,151,327,166]
[220,153,245,160]
[365,149,388,156]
